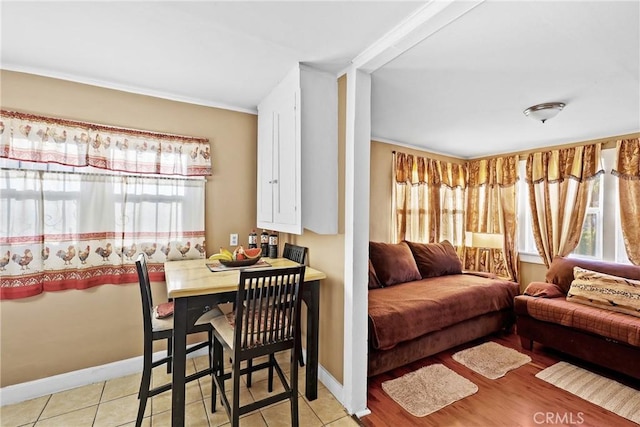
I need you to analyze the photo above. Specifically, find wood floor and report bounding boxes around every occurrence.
[361,331,639,427]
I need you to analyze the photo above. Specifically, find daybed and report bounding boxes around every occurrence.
[367,240,519,377]
[515,256,640,380]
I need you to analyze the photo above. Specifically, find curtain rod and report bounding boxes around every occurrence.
[0,166,205,182]
[390,134,640,162]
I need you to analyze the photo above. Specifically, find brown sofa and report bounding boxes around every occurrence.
[515,256,640,380]
[367,240,519,377]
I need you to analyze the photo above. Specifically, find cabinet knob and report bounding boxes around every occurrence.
[268,179,278,184]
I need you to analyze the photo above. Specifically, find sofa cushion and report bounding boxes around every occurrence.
[546,256,640,294]
[567,267,640,317]
[369,274,518,350]
[369,241,421,287]
[514,295,640,347]
[368,259,382,289]
[404,240,463,279]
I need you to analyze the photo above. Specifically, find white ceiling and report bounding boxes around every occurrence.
[0,1,420,111]
[1,1,639,158]
[372,0,640,157]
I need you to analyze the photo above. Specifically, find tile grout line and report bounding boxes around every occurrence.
[92,381,106,427]
[35,394,52,425]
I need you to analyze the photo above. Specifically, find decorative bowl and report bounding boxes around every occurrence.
[218,257,261,267]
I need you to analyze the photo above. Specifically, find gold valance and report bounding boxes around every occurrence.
[612,138,640,180]
[467,156,519,187]
[526,143,603,184]
[394,151,467,188]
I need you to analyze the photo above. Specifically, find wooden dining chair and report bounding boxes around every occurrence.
[283,242,307,265]
[282,243,308,367]
[134,253,219,427]
[210,265,306,427]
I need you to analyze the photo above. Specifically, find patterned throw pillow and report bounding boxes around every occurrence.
[567,267,640,317]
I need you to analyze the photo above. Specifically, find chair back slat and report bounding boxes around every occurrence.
[234,266,306,351]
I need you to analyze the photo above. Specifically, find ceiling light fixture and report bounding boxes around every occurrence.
[523,102,566,123]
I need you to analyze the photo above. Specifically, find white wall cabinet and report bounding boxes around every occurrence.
[257,64,338,235]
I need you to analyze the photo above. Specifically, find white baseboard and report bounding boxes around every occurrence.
[316,360,371,419]
[0,345,209,407]
[1,346,348,411]
[317,363,344,402]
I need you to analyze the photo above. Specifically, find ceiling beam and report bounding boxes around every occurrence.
[342,0,485,75]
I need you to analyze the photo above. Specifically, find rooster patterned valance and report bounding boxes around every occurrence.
[0,110,211,176]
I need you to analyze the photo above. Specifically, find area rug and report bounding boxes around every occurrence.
[536,362,640,424]
[452,341,532,379]
[381,364,478,417]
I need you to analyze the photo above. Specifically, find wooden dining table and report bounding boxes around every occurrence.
[164,257,326,426]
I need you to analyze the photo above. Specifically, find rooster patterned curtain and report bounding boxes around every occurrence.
[0,110,210,300]
[0,110,211,175]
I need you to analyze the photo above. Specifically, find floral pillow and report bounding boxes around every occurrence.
[567,267,640,317]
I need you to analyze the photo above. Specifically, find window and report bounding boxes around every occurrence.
[572,173,602,259]
[518,148,630,264]
[0,108,211,300]
[518,160,537,255]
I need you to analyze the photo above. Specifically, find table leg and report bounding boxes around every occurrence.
[303,280,320,401]
[171,298,187,427]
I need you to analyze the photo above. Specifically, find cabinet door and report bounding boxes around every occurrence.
[256,104,274,224]
[272,88,299,227]
[257,65,302,234]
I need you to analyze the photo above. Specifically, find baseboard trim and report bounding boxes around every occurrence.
[318,364,370,418]
[317,362,344,403]
[0,345,209,407]
[355,408,372,418]
[1,346,347,410]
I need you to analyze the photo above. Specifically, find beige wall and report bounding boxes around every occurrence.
[0,71,257,387]
[0,70,348,389]
[518,261,548,292]
[369,140,466,243]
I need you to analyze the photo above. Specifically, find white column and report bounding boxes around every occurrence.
[342,66,371,417]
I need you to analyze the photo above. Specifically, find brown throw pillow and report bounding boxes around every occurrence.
[369,241,421,287]
[523,282,564,298]
[368,259,382,289]
[404,240,463,279]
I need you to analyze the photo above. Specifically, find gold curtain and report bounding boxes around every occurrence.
[612,138,640,265]
[526,143,604,267]
[465,156,519,280]
[392,152,467,244]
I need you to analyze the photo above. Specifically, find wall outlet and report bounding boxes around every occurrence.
[230,233,238,246]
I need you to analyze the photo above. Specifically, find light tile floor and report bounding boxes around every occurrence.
[1,352,360,427]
